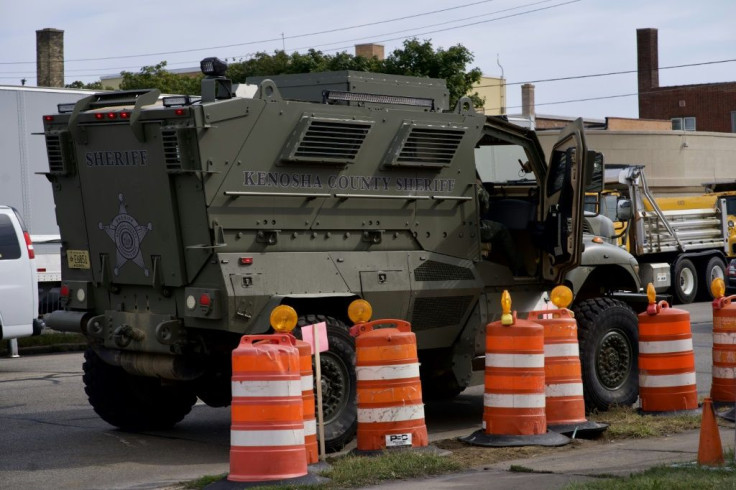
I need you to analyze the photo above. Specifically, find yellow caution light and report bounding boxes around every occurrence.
[647,283,656,305]
[550,285,573,309]
[501,290,513,326]
[270,305,298,333]
[712,277,726,300]
[348,299,373,324]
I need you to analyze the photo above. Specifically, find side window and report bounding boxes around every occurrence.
[546,148,572,196]
[0,214,21,260]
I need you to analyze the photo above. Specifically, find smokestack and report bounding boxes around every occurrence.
[521,83,535,118]
[355,43,385,61]
[36,28,64,87]
[637,28,659,93]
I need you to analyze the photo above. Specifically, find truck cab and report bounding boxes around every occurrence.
[0,205,40,340]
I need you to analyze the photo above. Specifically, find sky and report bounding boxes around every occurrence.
[0,0,734,120]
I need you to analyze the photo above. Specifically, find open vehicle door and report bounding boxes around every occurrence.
[542,118,600,282]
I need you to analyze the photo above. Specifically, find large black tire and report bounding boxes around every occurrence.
[572,298,639,411]
[673,258,698,304]
[296,315,357,453]
[701,256,726,300]
[83,348,197,430]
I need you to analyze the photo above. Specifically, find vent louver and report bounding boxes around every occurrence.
[411,296,474,330]
[414,260,475,281]
[385,123,465,168]
[45,133,64,173]
[281,116,372,165]
[161,129,182,170]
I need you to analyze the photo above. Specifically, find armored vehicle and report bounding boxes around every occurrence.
[43,60,636,451]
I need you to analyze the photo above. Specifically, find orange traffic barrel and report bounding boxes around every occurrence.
[295,338,319,465]
[228,334,308,483]
[638,301,698,412]
[712,294,736,403]
[349,319,428,452]
[529,308,607,437]
[462,291,569,447]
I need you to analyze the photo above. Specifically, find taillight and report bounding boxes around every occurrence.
[174,108,186,116]
[95,113,104,120]
[120,111,131,119]
[107,112,117,120]
[43,115,54,122]
[23,232,34,259]
[60,284,70,298]
[199,293,212,315]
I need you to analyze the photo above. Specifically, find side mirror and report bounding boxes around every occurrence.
[617,198,633,222]
[584,151,604,193]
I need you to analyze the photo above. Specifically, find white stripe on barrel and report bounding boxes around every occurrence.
[545,382,584,397]
[231,429,305,447]
[355,363,420,381]
[231,379,302,398]
[357,405,425,423]
[484,393,546,408]
[485,353,545,368]
[639,339,693,354]
[544,343,579,357]
[639,372,697,388]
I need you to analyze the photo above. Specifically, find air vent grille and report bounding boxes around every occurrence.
[161,129,181,170]
[45,134,65,173]
[414,260,475,281]
[395,127,464,167]
[411,296,474,330]
[283,117,372,164]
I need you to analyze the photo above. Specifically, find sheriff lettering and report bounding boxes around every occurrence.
[86,150,148,167]
[243,171,454,193]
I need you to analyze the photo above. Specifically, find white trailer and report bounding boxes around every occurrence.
[0,85,96,315]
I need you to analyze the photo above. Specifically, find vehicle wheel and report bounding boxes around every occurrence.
[572,298,639,412]
[296,315,357,453]
[701,256,726,300]
[672,258,698,304]
[83,348,197,430]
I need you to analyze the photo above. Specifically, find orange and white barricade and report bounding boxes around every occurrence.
[529,308,607,437]
[295,339,319,465]
[712,293,736,404]
[349,319,428,452]
[462,291,569,447]
[638,293,698,413]
[228,334,308,483]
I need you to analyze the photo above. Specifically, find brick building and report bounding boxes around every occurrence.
[637,28,736,133]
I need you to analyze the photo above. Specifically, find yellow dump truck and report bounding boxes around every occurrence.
[598,164,736,303]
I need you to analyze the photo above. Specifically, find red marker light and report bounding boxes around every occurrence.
[107,112,117,119]
[174,108,186,116]
[43,115,54,122]
[120,111,131,119]
[23,232,34,259]
[199,293,212,307]
[60,285,70,297]
[240,257,253,265]
[95,113,104,120]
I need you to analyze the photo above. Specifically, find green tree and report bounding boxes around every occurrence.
[227,39,482,108]
[119,61,203,95]
[65,80,104,90]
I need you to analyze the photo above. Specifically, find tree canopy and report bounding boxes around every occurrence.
[91,39,484,107]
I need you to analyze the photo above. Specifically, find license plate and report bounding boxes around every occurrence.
[67,250,91,269]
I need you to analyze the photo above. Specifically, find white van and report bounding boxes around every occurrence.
[0,206,40,340]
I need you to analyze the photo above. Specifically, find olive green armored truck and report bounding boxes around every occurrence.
[43,59,638,451]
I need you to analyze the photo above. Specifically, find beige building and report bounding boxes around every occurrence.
[473,76,506,115]
[537,129,736,193]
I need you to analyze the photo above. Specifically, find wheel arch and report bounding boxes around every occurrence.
[569,264,640,303]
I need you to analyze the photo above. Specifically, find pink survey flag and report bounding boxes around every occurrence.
[300,321,329,354]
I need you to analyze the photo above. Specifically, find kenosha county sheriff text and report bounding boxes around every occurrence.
[243,171,456,192]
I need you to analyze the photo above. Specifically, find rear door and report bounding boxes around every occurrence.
[0,210,36,339]
[542,118,589,281]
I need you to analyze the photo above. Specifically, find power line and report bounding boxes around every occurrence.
[476,58,736,89]
[286,0,580,54]
[0,0,504,65]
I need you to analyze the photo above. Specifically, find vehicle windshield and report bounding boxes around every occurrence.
[474,144,535,184]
